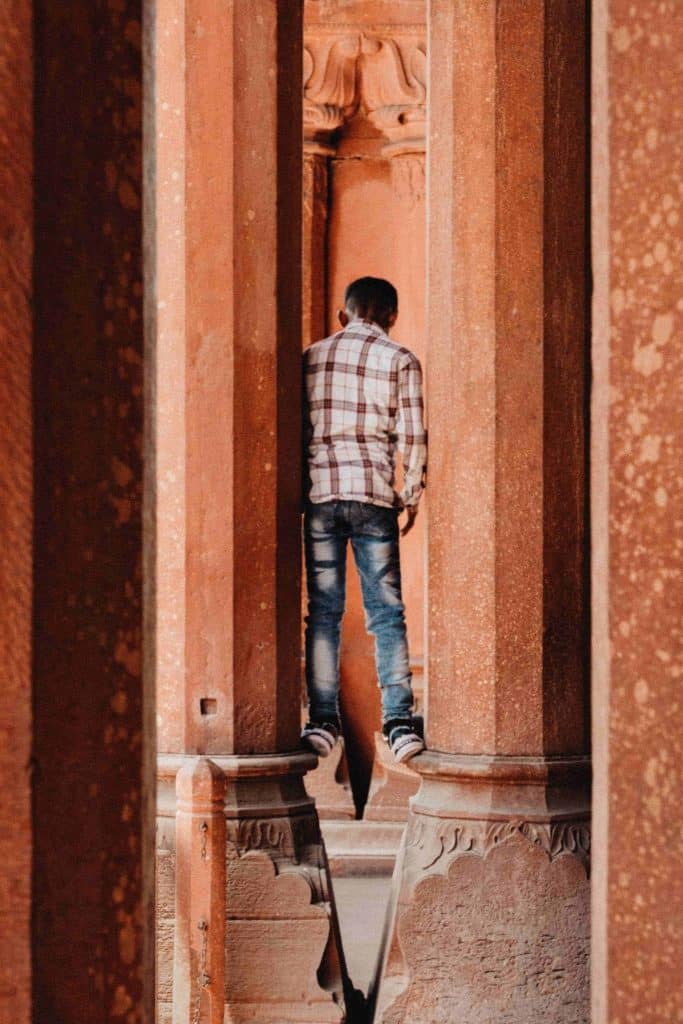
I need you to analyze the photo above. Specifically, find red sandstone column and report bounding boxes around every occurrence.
[365,126,426,833]
[592,3,683,1021]
[371,2,591,1020]
[301,93,357,829]
[29,1,153,1022]
[0,2,32,1019]
[154,0,302,758]
[152,4,357,1021]
[303,20,430,855]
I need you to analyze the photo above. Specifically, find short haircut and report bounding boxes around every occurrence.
[344,276,398,325]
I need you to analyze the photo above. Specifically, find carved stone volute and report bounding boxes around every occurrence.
[303,30,427,156]
[303,35,359,153]
[359,34,426,155]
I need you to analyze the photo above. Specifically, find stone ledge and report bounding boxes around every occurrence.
[322,820,404,877]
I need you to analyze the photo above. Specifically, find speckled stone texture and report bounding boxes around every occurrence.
[0,1,32,1020]
[592,2,683,1021]
[31,1,152,1021]
[384,833,589,1024]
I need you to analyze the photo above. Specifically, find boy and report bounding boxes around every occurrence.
[301,277,427,763]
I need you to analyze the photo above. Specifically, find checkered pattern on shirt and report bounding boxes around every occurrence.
[303,319,427,509]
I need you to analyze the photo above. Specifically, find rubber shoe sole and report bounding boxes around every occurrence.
[390,731,425,763]
[301,725,338,758]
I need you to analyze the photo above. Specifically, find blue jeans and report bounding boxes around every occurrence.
[304,500,414,725]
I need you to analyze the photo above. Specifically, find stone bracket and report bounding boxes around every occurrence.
[158,752,362,1024]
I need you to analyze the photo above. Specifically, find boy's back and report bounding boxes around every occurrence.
[304,318,426,511]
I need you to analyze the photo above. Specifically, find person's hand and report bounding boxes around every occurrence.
[400,505,419,537]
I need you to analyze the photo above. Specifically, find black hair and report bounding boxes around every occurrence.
[344,276,398,328]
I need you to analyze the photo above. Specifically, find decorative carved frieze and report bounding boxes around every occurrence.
[303,35,358,149]
[404,813,591,876]
[304,29,426,155]
[225,810,321,864]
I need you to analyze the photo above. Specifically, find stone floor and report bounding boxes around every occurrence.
[332,876,393,996]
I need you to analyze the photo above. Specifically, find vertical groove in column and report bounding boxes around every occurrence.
[590,0,611,1018]
[494,0,545,752]
[275,1,304,751]
[541,0,590,755]
[151,0,187,755]
[427,0,498,753]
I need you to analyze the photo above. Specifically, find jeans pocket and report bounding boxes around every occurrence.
[305,500,336,534]
[359,502,398,537]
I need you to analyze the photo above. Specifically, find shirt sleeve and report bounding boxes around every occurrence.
[301,349,313,509]
[396,353,427,507]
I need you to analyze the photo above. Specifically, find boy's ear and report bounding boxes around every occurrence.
[338,308,349,327]
[387,310,398,329]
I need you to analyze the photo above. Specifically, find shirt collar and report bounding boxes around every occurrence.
[347,317,387,334]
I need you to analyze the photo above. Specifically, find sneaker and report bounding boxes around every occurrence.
[383,718,425,763]
[301,720,339,758]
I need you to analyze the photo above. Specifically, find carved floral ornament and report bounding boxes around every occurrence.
[404,814,592,878]
[303,30,427,155]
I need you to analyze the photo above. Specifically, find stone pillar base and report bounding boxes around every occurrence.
[157,752,362,1024]
[370,752,591,1024]
[304,734,356,821]
[365,731,420,822]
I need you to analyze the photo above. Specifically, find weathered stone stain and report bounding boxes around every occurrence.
[31,0,151,1021]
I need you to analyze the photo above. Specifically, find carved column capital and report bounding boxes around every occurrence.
[401,751,592,886]
[303,28,427,156]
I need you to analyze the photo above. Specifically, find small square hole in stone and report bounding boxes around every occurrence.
[200,698,217,716]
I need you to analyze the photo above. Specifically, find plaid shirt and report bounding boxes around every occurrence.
[303,319,427,509]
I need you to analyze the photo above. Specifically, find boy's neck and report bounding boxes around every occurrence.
[348,316,389,334]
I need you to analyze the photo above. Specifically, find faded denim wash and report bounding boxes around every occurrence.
[304,499,414,724]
